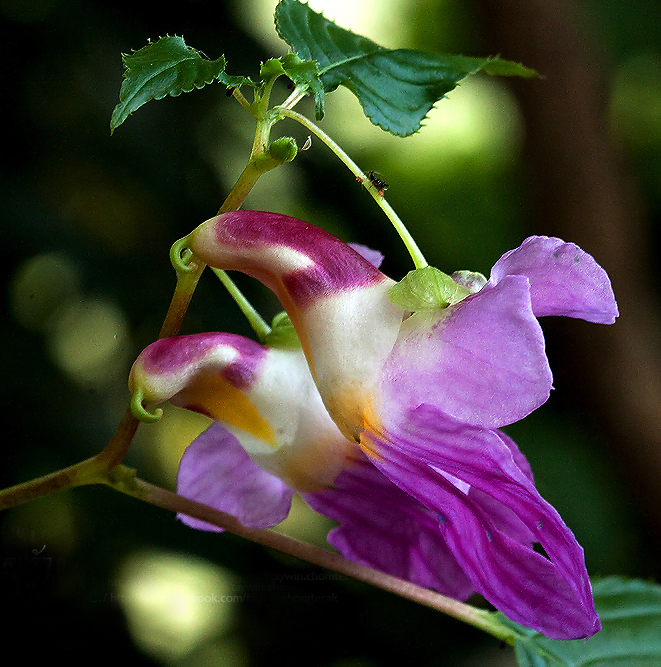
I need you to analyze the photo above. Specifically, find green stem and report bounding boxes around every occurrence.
[279,84,309,111]
[158,253,206,339]
[107,471,517,646]
[217,150,286,215]
[211,268,272,342]
[276,106,428,269]
[0,456,107,510]
[231,87,252,113]
[250,77,281,156]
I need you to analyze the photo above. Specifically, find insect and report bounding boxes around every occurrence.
[367,170,389,196]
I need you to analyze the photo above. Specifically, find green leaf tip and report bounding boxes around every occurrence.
[110,35,249,134]
[274,0,538,136]
[388,266,471,311]
[498,577,661,667]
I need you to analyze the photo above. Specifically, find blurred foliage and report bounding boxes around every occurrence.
[1,1,659,666]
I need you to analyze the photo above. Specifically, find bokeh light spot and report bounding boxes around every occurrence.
[117,550,238,662]
[10,252,81,332]
[48,297,129,387]
[325,76,523,176]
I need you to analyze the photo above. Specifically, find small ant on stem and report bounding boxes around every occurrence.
[357,170,389,196]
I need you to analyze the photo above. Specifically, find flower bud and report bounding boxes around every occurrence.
[269,136,298,163]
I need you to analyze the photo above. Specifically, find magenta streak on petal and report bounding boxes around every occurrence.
[138,332,267,390]
[213,211,387,307]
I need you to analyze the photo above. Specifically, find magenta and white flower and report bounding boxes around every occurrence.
[130,210,617,640]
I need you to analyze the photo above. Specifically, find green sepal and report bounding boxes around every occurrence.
[388,266,471,311]
[263,311,302,348]
[110,35,252,133]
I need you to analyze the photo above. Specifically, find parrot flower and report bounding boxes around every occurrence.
[130,210,617,640]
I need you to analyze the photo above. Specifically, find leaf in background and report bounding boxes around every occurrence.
[274,0,537,136]
[110,35,250,133]
[498,577,661,667]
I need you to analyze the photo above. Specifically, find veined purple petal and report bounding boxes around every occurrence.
[303,454,474,599]
[489,236,618,323]
[378,275,552,429]
[177,422,295,531]
[362,405,600,639]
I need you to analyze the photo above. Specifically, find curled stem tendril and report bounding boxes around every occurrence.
[170,236,196,273]
[130,387,163,424]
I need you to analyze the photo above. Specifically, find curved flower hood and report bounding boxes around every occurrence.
[131,210,618,640]
[190,211,405,440]
[129,333,350,492]
[189,211,617,436]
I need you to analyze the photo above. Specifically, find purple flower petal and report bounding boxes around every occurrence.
[379,275,552,429]
[303,454,474,599]
[489,236,618,323]
[177,422,295,531]
[363,405,600,639]
[347,243,384,269]
[133,333,353,492]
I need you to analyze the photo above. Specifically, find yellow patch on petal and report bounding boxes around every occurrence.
[358,434,382,461]
[276,435,353,493]
[180,375,277,449]
[359,397,384,461]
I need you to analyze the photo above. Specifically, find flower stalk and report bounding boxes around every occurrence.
[0,100,285,509]
[113,472,520,646]
[211,268,272,342]
[0,448,519,646]
[276,106,428,269]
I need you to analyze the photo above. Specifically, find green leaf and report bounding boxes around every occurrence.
[274,0,536,135]
[499,577,661,667]
[388,266,471,311]
[110,35,250,133]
